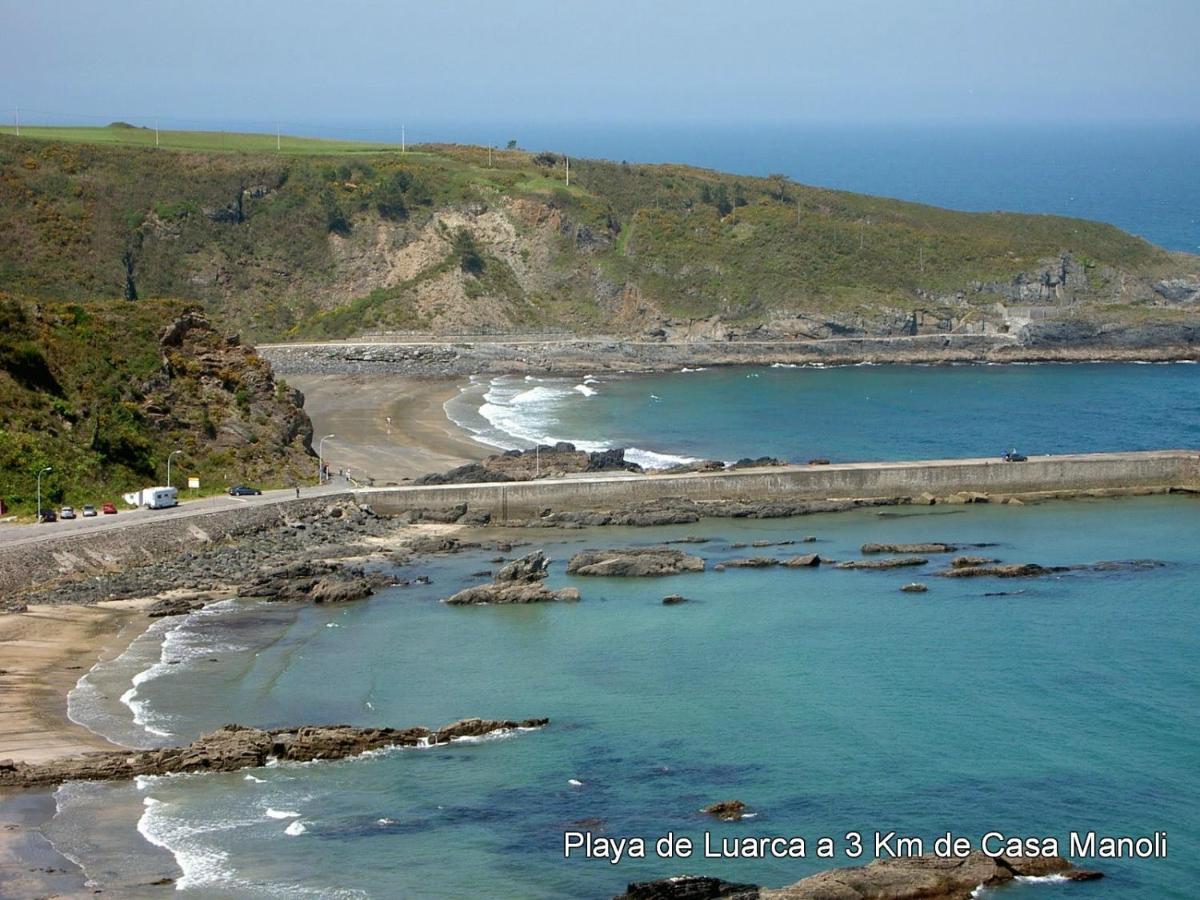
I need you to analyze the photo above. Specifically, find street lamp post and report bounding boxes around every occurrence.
[167,449,183,488]
[318,434,335,484]
[36,466,52,522]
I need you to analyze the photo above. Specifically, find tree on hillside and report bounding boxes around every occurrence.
[453,229,485,276]
[506,139,518,150]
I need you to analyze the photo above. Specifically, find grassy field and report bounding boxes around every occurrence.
[0,123,402,155]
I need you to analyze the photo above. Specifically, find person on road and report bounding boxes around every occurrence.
[295,486,301,499]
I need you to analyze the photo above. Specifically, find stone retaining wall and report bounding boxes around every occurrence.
[0,495,350,597]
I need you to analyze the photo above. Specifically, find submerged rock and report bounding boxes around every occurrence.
[836,556,928,569]
[862,542,958,554]
[781,554,821,567]
[703,800,748,821]
[662,594,689,605]
[900,583,928,593]
[720,557,780,568]
[950,555,999,568]
[939,562,1067,578]
[0,718,549,788]
[567,548,705,577]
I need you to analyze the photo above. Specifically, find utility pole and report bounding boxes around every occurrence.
[276,122,281,152]
[155,119,160,148]
[565,155,570,187]
[488,145,492,167]
[401,125,405,153]
[14,107,19,137]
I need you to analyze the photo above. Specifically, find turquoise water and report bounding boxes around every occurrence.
[58,495,1200,898]
[449,363,1200,467]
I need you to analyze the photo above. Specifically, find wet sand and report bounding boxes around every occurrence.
[0,598,160,897]
[288,374,489,484]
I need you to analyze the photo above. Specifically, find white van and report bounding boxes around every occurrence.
[122,486,179,509]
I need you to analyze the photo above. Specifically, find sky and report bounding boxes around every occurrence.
[3,0,1198,136]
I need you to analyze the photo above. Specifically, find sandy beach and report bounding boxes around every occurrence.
[0,598,160,897]
[287,374,490,484]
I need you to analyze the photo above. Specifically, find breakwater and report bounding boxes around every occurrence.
[359,450,1200,520]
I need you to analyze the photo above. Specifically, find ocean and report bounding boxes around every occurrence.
[446,362,1200,468]
[56,494,1200,898]
[48,362,1200,898]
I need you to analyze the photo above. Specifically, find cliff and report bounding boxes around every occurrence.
[1,133,1196,344]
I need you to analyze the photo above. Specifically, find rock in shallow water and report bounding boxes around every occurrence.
[567,548,705,577]
[0,718,550,788]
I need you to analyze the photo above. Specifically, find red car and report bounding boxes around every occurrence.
[101,502,118,515]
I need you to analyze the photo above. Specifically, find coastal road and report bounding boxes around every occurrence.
[0,482,348,550]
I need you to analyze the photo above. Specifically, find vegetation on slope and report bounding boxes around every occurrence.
[1,130,1193,343]
[0,295,313,514]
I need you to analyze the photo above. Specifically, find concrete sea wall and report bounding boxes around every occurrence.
[359,450,1200,520]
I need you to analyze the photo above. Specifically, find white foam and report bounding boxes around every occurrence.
[679,366,708,372]
[284,820,307,836]
[137,797,233,891]
[568,778,583,787]
[1015,874,1071,884]
[243,774,265,783]
[450,374,698,471]
[265,808,300,819]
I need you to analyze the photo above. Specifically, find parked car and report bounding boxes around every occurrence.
[101,502,118,515]
[82,504,98,517]
[39,509,57,523]
[60,506,76,519]
[228,485,263,496]
[1002,449,1028,462]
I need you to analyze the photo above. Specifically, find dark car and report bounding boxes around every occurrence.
[228,485,263,496]
[101,501,118,514]
[1002,449,1028,462]
[39,509,57,523]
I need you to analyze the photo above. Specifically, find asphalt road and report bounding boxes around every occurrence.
[0,482,348,550]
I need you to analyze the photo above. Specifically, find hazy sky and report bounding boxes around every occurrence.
[4,0,1198,133]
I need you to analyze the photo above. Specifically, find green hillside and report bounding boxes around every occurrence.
[0,295,314,515]
[1,128,1193,343]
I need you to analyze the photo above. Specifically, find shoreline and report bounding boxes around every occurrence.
[286,373,490,485]
[0,597,162,898]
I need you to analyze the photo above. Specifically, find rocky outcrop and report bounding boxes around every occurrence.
[717,557,779,569]
[417,444,644,483]
[862,542,959,554]
[781,554,821,568]
[239,560,389,602]
[615,876,759,900]
[762,852,1101,899]
[533,497,903,528]
[444,550,581,604]
[662,594,688,605]
[901,582,928,592]
[703,800,748,821]
[950,555,998,568]
[566,548,706,577]
[836,556,928,570]
[0,718,549,788]
[619,853,1101,900]
[939,562,1066,578]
